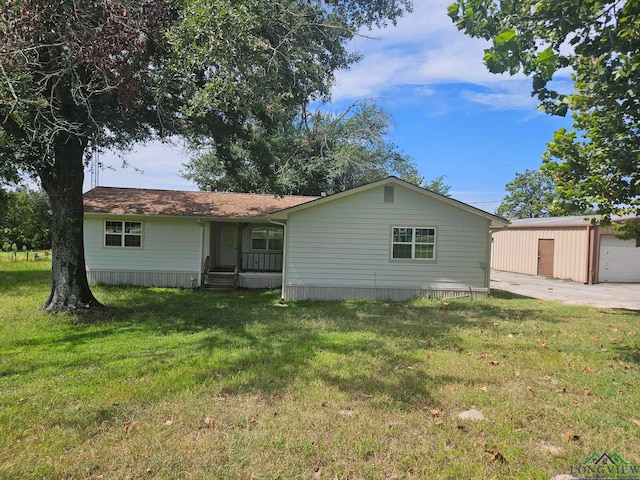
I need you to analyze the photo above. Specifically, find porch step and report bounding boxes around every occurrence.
[202,273,236,291]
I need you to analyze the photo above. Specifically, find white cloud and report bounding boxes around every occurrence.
[332,2,549,109]
[83,141,198,192]
[460,82,537,110]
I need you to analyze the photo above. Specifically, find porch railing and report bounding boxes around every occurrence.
[202,255,210,276]
[241,252,283,272]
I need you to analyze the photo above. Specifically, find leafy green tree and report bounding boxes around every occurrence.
[183,101,428,195]
[496,169,557,220]
[497,169,594,220]
[448,0,640,235]
[422,175,451,197]
[0,188,52,250]
[0,0,411,311]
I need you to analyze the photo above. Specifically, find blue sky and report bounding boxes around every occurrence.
[84,1,573,213]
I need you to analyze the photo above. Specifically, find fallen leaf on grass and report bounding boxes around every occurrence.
[407,363,418,370]
[631,419,640,427]
[204,416,215,427]
[527,386,536,396]
[313,467,323,478]
[434,420,444,426]
[164,419,173,426]
[485,449,508,464]
[564,431,580,442]
[480,385,488,391]
[123,422,136,432]
[540,342,549,349]
[489,360,500,366]
[456,423,469,433]
[428,409,441,417]
[583,388,591,396]
[555,388,566,394]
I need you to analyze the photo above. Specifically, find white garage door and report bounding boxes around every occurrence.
[598,235,640,283]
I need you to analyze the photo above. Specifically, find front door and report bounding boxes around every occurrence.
[218,225,238,267]
[537,239,554,276]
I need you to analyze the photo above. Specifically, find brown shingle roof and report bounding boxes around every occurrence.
[83,187,318,219]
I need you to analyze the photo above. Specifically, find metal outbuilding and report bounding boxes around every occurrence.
[491,216,640,284]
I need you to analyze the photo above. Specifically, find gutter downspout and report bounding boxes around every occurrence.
[198,219,205,287]
[484,221,492,292]
[585,225,592,284]
[586,225,598,284]
[269,217,287,299]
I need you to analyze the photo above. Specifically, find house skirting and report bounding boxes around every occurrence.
[282,285,489,301]
[87,270,200,289]
[237,272,282,289]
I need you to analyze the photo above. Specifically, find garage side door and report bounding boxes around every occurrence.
[598,235,640,283]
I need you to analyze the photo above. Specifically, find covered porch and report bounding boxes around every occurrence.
[202,221,284,290]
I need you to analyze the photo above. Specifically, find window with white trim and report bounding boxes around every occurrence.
[391,226,436,260]
[104,220,142,248]
[251,226,283,251]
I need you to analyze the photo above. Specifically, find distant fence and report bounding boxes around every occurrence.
[0,250,51,263]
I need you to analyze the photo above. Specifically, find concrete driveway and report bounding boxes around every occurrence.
[490,270,640,310]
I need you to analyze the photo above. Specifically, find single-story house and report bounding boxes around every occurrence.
[491,216,640,284]
[83,176,508,300]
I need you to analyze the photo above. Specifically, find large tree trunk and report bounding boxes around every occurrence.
[39,135,103,312]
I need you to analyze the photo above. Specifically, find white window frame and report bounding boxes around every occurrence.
[250,226,284,251]
[104,220,143,248]
[391,226,436,261]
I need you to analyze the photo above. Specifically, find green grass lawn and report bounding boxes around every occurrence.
[1,261,638,479]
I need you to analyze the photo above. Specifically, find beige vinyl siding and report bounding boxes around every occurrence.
[492,227,588,282]
[284,185,491,295]
[84,215,204,287]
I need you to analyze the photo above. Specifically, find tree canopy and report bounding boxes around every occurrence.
[182,101,433,196]
[0,0,412,311]
[497,169,562,220]
[448,0,640,234]
[496,170,554,220]
[0,187,51,251]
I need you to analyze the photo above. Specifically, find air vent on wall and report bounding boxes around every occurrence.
[384,185,394,203]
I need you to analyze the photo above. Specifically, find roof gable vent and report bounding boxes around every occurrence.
[384,185,394,203]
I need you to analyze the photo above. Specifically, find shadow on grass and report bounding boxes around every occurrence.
[4,279,609,442]
[0,268,50,294]
[489,288,534,300]
[35,286,569,400]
